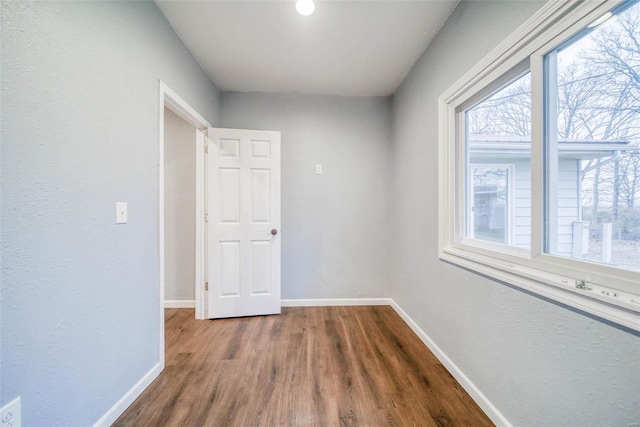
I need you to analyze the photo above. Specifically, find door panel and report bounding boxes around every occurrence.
[219,241,241,296]
[207,128,281,318]
[251,169,271,222]
[250,241,271,295]
[219,168,240,222]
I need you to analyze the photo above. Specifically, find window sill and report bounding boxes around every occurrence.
[440,246,640,332]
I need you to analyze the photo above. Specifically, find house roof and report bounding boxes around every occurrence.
[468,135,631,160]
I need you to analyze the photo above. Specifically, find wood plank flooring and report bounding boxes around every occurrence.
[113,306,493,426]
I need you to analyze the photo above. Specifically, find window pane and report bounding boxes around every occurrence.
[466,73,531,248]
[470,165,512,244]
[544,1,640,271]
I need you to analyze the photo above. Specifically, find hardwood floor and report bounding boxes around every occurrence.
[113,306,493,426]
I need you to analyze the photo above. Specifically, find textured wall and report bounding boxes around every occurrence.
[164,108,196,302]
[391,1,640,425]
[221,92,392,299]
[1,1,220,425]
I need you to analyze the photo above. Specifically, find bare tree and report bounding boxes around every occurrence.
[467,73,531,137]
[580,6,640,223]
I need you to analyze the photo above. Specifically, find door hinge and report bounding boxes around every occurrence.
[205,282,209,291]
[205,143,208,154]
[205,213,209,222]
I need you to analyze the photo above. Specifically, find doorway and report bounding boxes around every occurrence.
[164,107,197,307]
[158,81,210,370]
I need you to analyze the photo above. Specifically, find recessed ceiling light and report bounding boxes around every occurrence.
[296,0,315,16]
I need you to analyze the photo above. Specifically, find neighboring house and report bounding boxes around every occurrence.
[468,135,629,256]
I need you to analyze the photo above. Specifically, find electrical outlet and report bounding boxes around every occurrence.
[1,397,21,427]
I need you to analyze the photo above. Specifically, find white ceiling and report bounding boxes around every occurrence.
[155,1,459,97]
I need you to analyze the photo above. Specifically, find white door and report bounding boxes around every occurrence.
[206,128,281,318]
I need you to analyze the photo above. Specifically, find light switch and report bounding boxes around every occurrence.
[116,202,128,224]
[316,164,323,174]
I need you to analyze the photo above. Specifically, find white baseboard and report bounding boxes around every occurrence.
[388,300,511,427]
[93,363,160,427]
[164,300,196,308]
[281,298,393,307]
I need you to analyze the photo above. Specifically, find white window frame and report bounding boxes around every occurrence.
[439,0,640,331]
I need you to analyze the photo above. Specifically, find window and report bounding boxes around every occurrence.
[544,2,640,271]
[465,72,531,249]
[439,0,639,331]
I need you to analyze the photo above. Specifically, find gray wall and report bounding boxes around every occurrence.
[391,1,640,426]
[221,92,392,299]
[164,108,196,302]
[1,2,220,425]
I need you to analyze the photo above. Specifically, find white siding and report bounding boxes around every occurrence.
[471,157,580,253]
[514,159,531,248]
[555,159,580,256]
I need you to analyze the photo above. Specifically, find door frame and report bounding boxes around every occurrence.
[157,80,211,370]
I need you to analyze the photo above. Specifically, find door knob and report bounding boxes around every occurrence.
[271,229,278,236]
